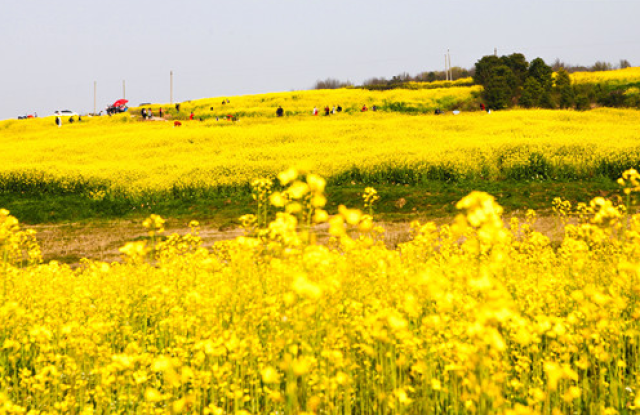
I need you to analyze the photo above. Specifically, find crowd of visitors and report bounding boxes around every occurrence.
[46,96,474,129]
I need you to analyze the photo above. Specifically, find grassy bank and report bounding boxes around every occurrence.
[0,178,622,226]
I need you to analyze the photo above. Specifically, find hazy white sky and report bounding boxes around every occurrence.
[1,0,639,120]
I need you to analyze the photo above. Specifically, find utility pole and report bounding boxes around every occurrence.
[170,71,174,104]
[94,81,97,115]
[448,49,452,81]
[123,80,126,100]
[445,54,449,81]
[494,47,498,57]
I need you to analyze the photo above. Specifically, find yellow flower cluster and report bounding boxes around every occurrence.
[1,170,640,413]
[1,105,640,198]
[139,84,480,118]
[571,66,640,85]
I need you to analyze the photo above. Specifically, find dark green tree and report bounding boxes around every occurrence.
[575,94,590,111]
[539,90,556,109]
[473,55,503,87]
[483,65,518,109]
[528,58,553,90]
[502,53,529,87]
[554,68,575,109]
[519,77,543,108]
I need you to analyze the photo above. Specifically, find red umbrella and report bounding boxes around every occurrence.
[112,99,128,108]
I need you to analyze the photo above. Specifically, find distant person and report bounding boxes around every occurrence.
[313,107,318,116]
[55,116,61,127]
[226,99,230,104]
[175,103,181,112]
[34,112,38,118]
[361,104,368,112]
[324,106,330,116]
[222,100,226,105]
[159,108,163,117]
[189,111,195,120]
[276,106,284,117]
[147,108,153,118]
[69,117,74,123]
[434,108,442,115]
[372,105,377,111]
[480,103,485,111]
[332,105,336,114]
[141,108,147,119]
[78,115,82,122]
[337,105,342,113]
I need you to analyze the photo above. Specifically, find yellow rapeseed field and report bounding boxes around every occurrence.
[571,66,640,85]
[2,168,640,413]
[139,83,480,118]
[2,76,640,413]
[1,103,640,199]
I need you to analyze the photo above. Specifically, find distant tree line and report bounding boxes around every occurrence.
[474,54,638,110]
[551,58,632,73]
[313,69,474,90]
[361,67,473,87]
[313,58,633,94]
[313,78,354,90]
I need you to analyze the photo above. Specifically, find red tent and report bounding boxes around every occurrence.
[112,99,128,108]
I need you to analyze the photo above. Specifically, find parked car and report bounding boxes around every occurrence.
[54,110,78,117]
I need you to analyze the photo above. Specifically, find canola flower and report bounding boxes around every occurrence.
[1,106,640,202]
[571,66,640,85]
[138,84,481,119]
[2,170,640,413]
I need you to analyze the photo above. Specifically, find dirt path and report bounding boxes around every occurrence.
[33,219,245,265]
[30,213,567,267]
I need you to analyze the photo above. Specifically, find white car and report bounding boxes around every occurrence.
[54,110,78,117]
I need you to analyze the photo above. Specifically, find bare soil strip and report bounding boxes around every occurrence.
[31,214,567,267]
